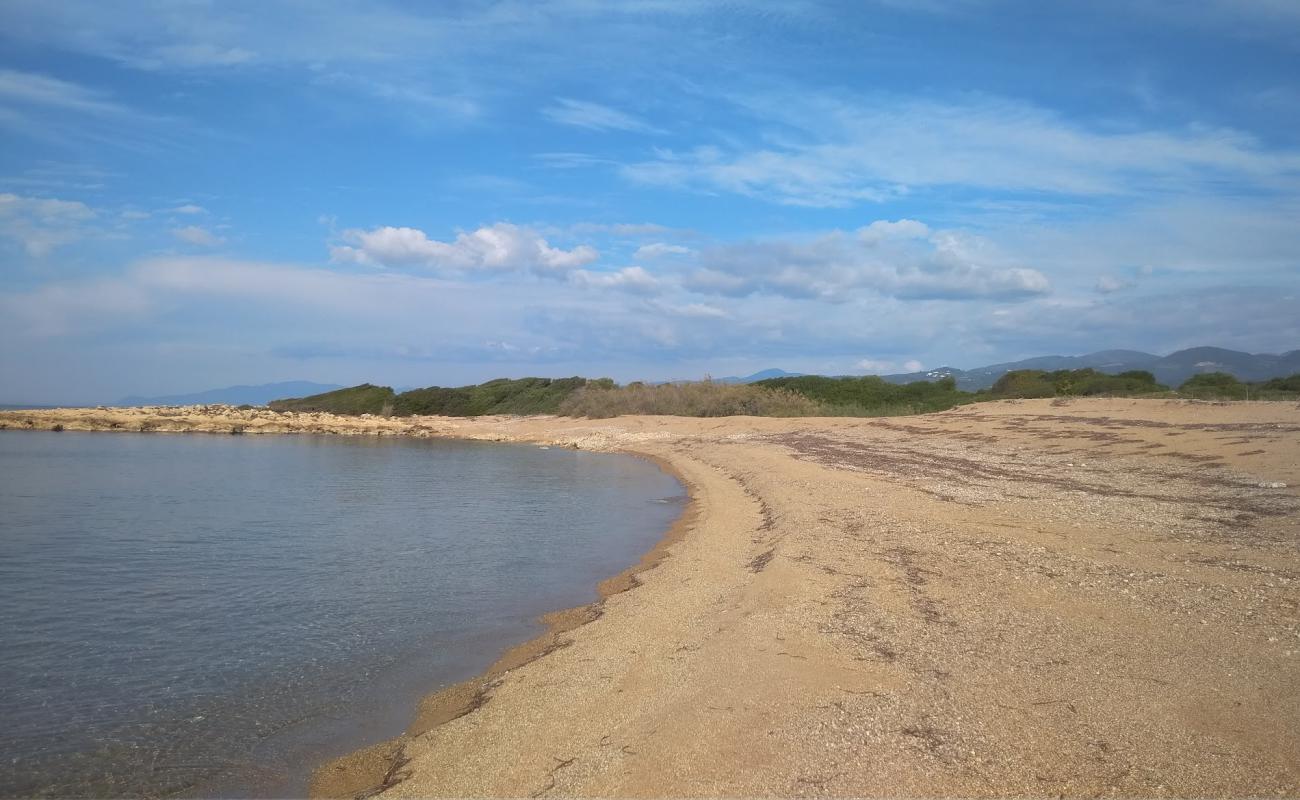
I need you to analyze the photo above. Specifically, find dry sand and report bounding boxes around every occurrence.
[4,399,1299,796]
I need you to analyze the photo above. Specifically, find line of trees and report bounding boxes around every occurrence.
[267,369,1300,419]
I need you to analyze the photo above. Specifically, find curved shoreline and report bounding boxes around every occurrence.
[0,413,695,799]
[307,449,699,800]
[4,400,1300,797]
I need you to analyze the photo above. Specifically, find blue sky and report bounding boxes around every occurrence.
[1,1,1298,402]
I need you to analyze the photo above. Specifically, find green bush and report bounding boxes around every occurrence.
[269,384,396,415]
[1258,374,1300,393]
[992,368,1165,398]
[558,380,825,418]
[1179,372,1246,399]
[756,374,972,414]
[991,370,1055,398]
[393,377,593,416]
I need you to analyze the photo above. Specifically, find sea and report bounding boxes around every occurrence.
[0,430,684,798]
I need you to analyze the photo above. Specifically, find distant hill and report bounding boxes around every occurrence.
[880,347,1300,391]
[714,368,805,384]
[119,381,344,407]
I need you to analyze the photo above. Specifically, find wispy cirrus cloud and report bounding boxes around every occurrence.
[171,225,224,247]
[620,92,1300,206]
[0,68,177,150]
[541,98,663,134]
[0,69,130,116]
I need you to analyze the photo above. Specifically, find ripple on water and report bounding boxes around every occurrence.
[0,431,684,798]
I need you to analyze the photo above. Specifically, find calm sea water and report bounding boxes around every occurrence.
[0,431,684,798]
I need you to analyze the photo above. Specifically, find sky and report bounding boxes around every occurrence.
[1,1,1298,403]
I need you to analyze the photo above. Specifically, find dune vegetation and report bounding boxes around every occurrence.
[266,369,1300,420]
[753,374,971,416]
[267,383,396,415]
[556,379,824,418]
[988,368,1167,399]
[269,378,603,417]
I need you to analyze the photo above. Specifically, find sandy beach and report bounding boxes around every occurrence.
[4,399,1299,797]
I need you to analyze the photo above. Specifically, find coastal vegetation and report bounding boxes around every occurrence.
[395,377,596,416]
[268,370,1300,419]
[268,383,396,415]
[269,377,606,417]
[557,380,823,418]
[989,368,1166,398]
[754,374,971,415]
[1177,371,1300,400]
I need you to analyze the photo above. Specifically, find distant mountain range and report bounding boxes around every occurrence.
[714,368,805,384]
[103,347,1300,407]
[119,381,344,407]
[877,347,1300,391]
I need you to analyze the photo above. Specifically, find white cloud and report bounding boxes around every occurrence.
[541,98,663,134]
[568,266,661,294]
[314,72,481,121]
[0,191,97,256]
[858,218,930,243]
[151,43,256,68]
[620,93,1300,206]
[634,242,694,259]
[0,276,151,336]
[171,204,207,215]
[0,69,128,116]
[655,301,730,319]
[854,357,924,373]
[685,219,1050,302]
[855,358,896,372]
[1095,275,1134,293]
[172,225,223,247]
[1000,197,1300,279]
[0,68,175,150]
[331,223,598,274]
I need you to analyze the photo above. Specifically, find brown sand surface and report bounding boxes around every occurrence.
[4,399,1299,796]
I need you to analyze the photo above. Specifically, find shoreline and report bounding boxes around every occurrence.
[4,399,1299,796]
[0,414,699,799]
[307,449,699,800]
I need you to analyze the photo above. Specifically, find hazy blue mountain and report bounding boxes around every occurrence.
[714,368,805,384]
[881,347,1298,390]
[1147,347,1300,385]
[119,381,344,407]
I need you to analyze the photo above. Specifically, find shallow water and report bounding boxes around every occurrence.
[0,431,684,798]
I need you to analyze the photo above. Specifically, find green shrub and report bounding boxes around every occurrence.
[558,380,825,418]
[268,383,396,415]
[991,370,1056,398]
[393,377,593,416]
[1179,372,1246,399]
[992,368,1165,398]
[757,374,972,414]
[1258,373,1300,393]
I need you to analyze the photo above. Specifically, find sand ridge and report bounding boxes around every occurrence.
[4,398,1298,796]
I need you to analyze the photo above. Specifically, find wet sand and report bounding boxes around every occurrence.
[4,399,1299,796]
